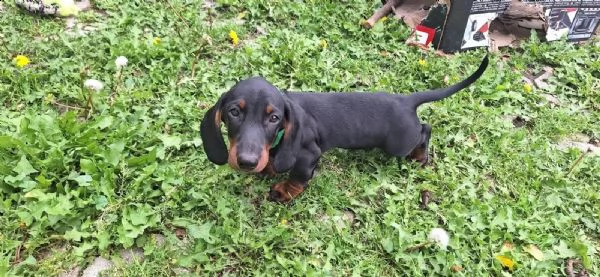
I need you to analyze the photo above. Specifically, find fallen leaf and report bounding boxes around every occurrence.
[496,255,515,271]
[174,228,187,239]
[500,241,514,253]
[450,264,463,272]
[523,244,544,261]
[420,190,432,209]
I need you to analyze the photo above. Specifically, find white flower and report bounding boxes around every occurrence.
[84,79,104,92]
[115,56,128,68]
[428,228,450,249]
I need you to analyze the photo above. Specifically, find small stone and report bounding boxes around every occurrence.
[342,210,355,224]
[81,257,114,277]
[173,267,191,275]
[556,141,599,156]
[556,134,599,156]
[256,26,267,35]
[152,234,166,247]
[120,248,144,264]
[534,78,550,90]
[65,18,77,30]
[542,94,560,106]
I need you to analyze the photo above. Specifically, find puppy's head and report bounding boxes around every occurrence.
[200,77,293,173]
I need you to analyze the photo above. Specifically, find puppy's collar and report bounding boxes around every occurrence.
[270,129,285,149]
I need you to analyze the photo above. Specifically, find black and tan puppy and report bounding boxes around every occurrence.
[201,55,489,202]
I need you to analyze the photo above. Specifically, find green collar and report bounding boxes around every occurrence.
[270,129,285,149]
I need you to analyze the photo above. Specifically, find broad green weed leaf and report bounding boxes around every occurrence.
[187,221,214,243]
[171,218,215,243]
[177,253,209,267]
[68,172,93,186]
[127,148,157,167]
[159,134,182,149]
[7,178,37,191]
[14,155,37,176]
[276,255,289,267]
[381,237,394,253]
[105,141,125,166]
[546,193,563,208]
[98,231,110,250]
[130,212,150,226]
[3,175,22,184]
[17,211,33,226]
[24,189,54,201]
[0,136,19,148]
[23,255,37,266]
[46,196,74,216]
[35,174,51,188]
[64,228,88,241]
[79,159,96,174]
[74,242,95,257]
[94,195,108,210]
[94,115,114,130]
[554,240,577,258]
[572,241,591,269]
[119,204,159,243]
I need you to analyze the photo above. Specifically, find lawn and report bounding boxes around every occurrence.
[1,0,599,276]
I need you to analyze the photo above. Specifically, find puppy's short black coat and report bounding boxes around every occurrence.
[201,55,489,202]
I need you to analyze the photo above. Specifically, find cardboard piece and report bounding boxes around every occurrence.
[388,0,600,52]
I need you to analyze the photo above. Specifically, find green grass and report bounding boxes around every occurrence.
[1,0,599,275]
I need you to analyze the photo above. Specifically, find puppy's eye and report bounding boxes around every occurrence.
[229,108,240,117]
[269,114,280,123]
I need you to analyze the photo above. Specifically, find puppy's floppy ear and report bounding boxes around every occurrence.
[200,94,228,165]
[272,95,303,172]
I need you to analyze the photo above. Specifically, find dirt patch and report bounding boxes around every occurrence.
[541,93,560,107]
[152,233,166,247]
[556,134,599,156]
[120,248,144,264]
[59,266,81,277]
[502,115,534,129]
[65,17,100,37]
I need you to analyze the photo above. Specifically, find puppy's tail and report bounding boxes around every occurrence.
[406,54,489,108]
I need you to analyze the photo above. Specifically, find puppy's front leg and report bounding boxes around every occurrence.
[268,143,321,203]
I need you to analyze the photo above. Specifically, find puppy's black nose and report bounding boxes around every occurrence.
[238,153,259,170]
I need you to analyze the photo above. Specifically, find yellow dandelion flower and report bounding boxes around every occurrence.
[153,37,161,45]
[380,16,388,23]
[13,55,30,68]
[319,39,328,49]
[229,30,239,46]
[523,83,533,93]
[418,59,427,67]
[280,219,288,225]
[495,255,515,271]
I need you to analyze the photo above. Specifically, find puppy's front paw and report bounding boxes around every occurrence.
[268,180,306,203]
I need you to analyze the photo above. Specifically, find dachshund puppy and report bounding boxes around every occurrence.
[201,55,489,202]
